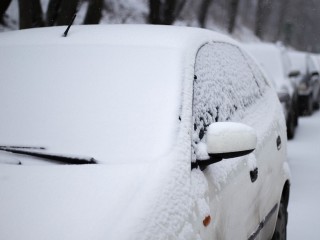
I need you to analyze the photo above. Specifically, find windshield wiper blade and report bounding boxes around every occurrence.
[0,146,46,150]
[0,147,97,165]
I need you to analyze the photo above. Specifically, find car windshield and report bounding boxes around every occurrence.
[0,44,183,163]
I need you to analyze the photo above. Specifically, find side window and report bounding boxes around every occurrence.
[192,42,267,160]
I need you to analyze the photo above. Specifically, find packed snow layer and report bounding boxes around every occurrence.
[206,122,257,154]
[0,25,237,50]
[0,43,183,163]
[0,163,153,240]
[287,111,320,239]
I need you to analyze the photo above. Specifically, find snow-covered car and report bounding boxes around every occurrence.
[0,25,290,240]
[304,55,320,111]
[243,43,299,139]
[288,51,320,115]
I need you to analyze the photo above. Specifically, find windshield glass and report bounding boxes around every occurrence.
[0,45,183,163]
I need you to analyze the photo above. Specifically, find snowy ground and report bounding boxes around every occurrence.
[287,110,320,239]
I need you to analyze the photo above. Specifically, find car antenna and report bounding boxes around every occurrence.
[63,14,76,37]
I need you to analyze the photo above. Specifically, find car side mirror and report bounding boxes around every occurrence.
[192,122,257,171]
[288,70,300,78]
[277,92,290,103]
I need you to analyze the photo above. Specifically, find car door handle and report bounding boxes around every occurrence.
[276,135,281,150]
[250,168,258,183]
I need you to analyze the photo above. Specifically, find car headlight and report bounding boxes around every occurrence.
[298,82,308,91]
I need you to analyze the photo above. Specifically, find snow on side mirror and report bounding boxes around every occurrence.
[207,122,257,158]
[192,122,257,171]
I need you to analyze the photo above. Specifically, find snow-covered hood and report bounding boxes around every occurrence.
[0,41,184,164]
[0,162,152,240]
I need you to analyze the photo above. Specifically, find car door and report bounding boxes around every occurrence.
[243,50,288,239]
[192,42,283,240]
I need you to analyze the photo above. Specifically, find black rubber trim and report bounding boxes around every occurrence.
[209,149,254,159]
[248,203,278,240]
[191,149,254,171]
[0,147,97,165]
[191,157,222,171]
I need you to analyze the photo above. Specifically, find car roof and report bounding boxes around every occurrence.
[0,24,238,52]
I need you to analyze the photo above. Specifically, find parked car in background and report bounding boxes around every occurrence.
[288,51,320,115]
[307,54,320,110]
[288,51,311,115]
[0,25,290,240]
[243,43,299,139]
[306,55,320,110]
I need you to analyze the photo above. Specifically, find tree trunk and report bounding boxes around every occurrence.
[55,0,79,26]
[19,0,44,29]
[163,0,176,25]
[46,0,61,26]
[83,0,103,24]
[255,0,264,38]
[198,0,212,28]
[149,0,185,25]
[276,0,289,41]
[0,0,12,24]
[228,0,239,33]
[149,0,161,24]
[255,0,272,39]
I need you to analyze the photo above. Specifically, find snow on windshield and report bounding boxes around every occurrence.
[0,44,183,163]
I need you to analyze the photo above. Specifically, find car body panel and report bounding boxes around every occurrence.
[0,25,291,240]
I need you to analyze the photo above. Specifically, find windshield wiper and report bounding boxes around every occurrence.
[0,146,97,165]
[0,146,46,150]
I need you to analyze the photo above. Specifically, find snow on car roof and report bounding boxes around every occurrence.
[0,24,238,49]
[0,25,239,164]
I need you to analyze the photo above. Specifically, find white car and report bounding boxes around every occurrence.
[288,51,320,115]
[243,43,299,139]
[0,25,290,240]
